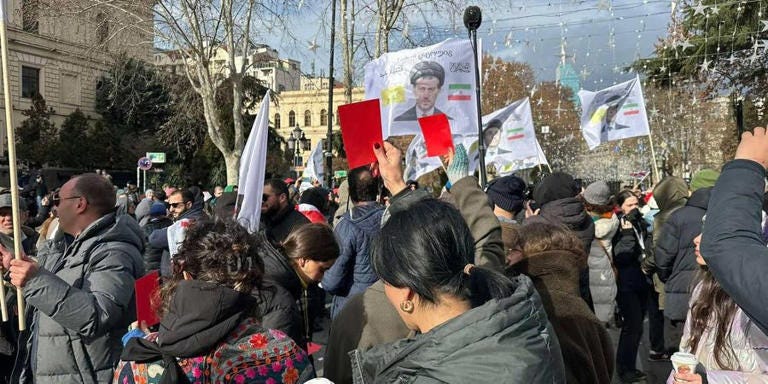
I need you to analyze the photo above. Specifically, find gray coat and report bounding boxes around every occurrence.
[18,213,145,384]
[350,275,566,384]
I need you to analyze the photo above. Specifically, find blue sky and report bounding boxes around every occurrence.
[263,0,673,90]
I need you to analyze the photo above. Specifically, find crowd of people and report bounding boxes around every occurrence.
[1,128,768,383]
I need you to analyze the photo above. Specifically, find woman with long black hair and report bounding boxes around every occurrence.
[349,142,565,383]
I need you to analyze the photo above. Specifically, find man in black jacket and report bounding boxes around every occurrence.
[702,126,768,336]
[261,178,309,245]
[655,186,713,353]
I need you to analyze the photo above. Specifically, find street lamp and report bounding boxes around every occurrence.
[286,125,311,178]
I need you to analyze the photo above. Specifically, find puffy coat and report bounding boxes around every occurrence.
[322,202,384,318]
[589,214,619,323]
[646,176,688,304]
[518,249,614,383]
[15,213,145,384]
[350,275,566,384]
[655,187,711,321]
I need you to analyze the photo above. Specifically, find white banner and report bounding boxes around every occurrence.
[237,92,271,233]
[301,139,325,186]
[578,75,650,150]
[404,98,548,181]
[364,38,478,138]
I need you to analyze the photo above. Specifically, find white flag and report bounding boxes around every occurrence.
[404,134,443,182]
[237,91,271,233]
[578,75,650,150]
[301,139,325,186]
[364,38,478,138]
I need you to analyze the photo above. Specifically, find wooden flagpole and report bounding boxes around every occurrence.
[647,133,661,186]
[0,3,26,330]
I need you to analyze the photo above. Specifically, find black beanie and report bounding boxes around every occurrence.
[532,172,578,207]
[486,175,526,214]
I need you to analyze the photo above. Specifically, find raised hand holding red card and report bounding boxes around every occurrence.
[338,99,384,169]
[418,113,454,157]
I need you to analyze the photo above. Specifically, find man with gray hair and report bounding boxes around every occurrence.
[1,173,145,383]
[394,61,450,121]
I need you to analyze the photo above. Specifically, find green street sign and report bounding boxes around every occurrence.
[334,170,347,178]
[146,152,166,163]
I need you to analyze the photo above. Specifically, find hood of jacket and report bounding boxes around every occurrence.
[593,213,619,241]
[347,202,384,223]
[537,197,593,232]
[353,274,564,383]
[176,205,205,222]
[686,186,712,210]
[653,176,689,211]
[515,250,583,296]
[123,280,255,360]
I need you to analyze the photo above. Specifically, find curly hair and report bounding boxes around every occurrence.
[157,219,266,317]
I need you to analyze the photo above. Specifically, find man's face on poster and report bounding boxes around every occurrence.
[605,103,619,124]
[414,76,441,113]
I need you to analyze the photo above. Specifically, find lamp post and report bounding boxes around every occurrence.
[286,125,311,179]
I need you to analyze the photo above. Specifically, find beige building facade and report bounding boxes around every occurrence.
[272,86,365,162]
[0,0,152,152]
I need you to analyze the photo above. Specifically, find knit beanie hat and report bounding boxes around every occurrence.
[583,181,612,206]
[149,202,167,216]
[690,169,720,192]
[532,172,578,206]
[486,175,526,214]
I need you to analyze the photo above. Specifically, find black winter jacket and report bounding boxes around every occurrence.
[612,210,652,292]
[701,159,768,336]
[655,187,711,320]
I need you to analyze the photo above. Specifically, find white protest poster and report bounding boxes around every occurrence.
[364,38,478,138]
[481,97,539,162]
[578,75,651,150]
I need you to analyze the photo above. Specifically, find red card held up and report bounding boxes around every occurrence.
[418,113,454,157]
[135,270,161,328]
[338,99,383,169]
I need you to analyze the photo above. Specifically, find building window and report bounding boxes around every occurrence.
[21,66,40,99]
[288,110,296,127]
[96,13,109,44]
[22,0,39,33]
[304,110,311,126]
[274,113,281,129]
[320,109,327,126]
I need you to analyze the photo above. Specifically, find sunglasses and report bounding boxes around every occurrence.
[169,202,188,208]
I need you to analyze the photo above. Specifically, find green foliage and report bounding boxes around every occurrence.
[16,94,57,167]
[96,54,171,134]
[56,109,91,168]
[635,0,768,98]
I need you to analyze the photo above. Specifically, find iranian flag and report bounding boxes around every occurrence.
[448,83,472,101]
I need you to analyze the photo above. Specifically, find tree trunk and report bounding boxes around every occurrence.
[223,151,241,186]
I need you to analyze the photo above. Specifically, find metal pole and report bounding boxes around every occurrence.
[143,170,146,192]
[0,10,25,329]
[325,0,337,188]
[469,29,487,188]
[136,167,140,191]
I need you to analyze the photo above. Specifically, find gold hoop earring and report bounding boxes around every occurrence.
[399,300,414,313]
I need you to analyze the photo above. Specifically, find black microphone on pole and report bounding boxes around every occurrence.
[464,6,487,188]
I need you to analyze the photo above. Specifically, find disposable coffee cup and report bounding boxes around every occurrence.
[671,352,698,374]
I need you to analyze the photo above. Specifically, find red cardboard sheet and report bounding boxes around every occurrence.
[338,99,383,169]
[418,113,454,157]
[135,270,161,328]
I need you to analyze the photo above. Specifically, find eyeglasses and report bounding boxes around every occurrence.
[52,195,82,206]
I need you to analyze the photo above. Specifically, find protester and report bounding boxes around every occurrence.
[148,189,206,276]
[1,173,145,383]
[701,127,768,340]
[263,222,339,346]
[297,187,329,224]
[613,189,653,383]
[321,165,384,318]
[327,143,561,383]
[133,189,154,224]
[141,202,172,272]
[655,185,714,355]
[505,221,614,383]
[582,180,619,325]
[115,219,313,383]
[262,178,310,244]
[667,233,768,384]
[351,196,564,382]
[527,171,596,310]
[485,174,527,224]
